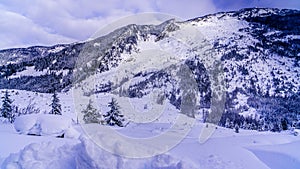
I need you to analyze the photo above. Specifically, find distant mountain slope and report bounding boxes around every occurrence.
[0,8,299,129]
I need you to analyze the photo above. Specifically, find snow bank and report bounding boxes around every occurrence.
[1,142,77,169]
[0,117,10,124]
[14,114,74,137]
[247,141,300,169]
[39,115,71,136]
[1,135,196,169]
[14,114,39,135]
[75,136,197,169]
[3,114,300,169]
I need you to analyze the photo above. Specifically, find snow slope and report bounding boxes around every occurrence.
[0,88,299,169]
[1,121,300,169]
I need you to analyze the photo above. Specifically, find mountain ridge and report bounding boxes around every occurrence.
[0,7,299,130]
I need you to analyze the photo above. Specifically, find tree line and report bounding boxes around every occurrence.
[0,90,125,127]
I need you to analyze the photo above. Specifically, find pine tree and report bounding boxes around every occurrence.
[104,98,124,127]
[49,91,62,115]
[1,90,15,123]
[281,118,288,130]
[82,100,101,124]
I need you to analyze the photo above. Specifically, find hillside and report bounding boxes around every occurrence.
[0,7,300,169]
[0,8,299,131]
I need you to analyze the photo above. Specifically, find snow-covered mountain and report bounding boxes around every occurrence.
[0,8,299,129]
[1,8,300,169]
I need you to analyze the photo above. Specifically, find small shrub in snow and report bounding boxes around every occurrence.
[235,124,239,133]
[289,127,299,136]
[103,98,124,127]
[225,118,232,128]
[293,131,299,136]
[13,100,40,116]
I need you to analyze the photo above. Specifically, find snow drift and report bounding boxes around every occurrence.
[14,114,74,137]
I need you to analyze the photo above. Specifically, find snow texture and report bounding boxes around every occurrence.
[14,114,72,136]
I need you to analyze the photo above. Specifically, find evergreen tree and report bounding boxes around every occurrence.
[82,100,101,123]
[104,98,124,127]
[49,91,62,115]
[1,90,15,123]
[281,118,288,130]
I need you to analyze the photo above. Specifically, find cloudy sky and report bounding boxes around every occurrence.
[0,0,299,49]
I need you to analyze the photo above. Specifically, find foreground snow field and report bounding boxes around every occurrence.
[1,114,300,168]
[0,89,300,168]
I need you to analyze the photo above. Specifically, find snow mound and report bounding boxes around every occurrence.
[247,141,300,169]
[0,117,10,124]
[14,114,73,137]
[1,142,77,169]
[1,136,197,169]
[75,136,197,169]
[13,114,39,135]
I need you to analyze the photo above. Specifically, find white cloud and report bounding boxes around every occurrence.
[0,0,298,49]
[0,0,162,49]
[155,0,217,19]
[0,9,76,49]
